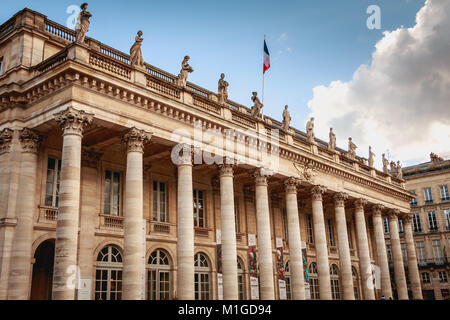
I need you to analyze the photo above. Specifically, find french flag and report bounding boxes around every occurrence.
[263,38,270,74]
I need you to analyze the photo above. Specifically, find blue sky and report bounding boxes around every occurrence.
[1,0,426,134]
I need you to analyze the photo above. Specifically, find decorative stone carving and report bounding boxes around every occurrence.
[81,147,103,167]
[347,137,357,159]
[217,73,229,105]
[283,177,299,194]
[388,209,400,221]
[293,162,315,182]
[310,185,326,201]
[19,128,42,153]
[54,107,94,136]
[396,161,403,179]
[354,198,367,210]
[130,30,144,68]
[177,56,193,87]
[390,161,397,171]
[252,168,271,186]
[281,105,291,132]
[75,3,92,44]
[402,212,413,224]
[382,153,389,174]
[328,128,336,151]
[368,146,375,167]
[250,92,263,119]
[122,127,152,153]
[371,204,385,217]
[306,117,315,143]
[218,163,234,177]
[0,128,14,154]
[333,192,348,208]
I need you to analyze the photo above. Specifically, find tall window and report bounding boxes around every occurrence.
[330,265,341,300]
[147,249,171,300]
[327,219,335,246]
[104,170,121,216]
[409,190,418,206]
[398,219,404,234]
[193,189,205,227]
[309,263,319,300]
[234,197,240,233]
[424,188,433,203]
[401,243,407,265]
[45,157,61,207]
[285,261,291,300]
[283,208,288,240]
[153,181,167,222]
[440,185,450,201]
[416,241,426,265]
[444,209,450,230]
[432,240,443,262]
[387,245,393,265]
[237,258,245,300]
[428,211,438,231]
[0,57,3,75]
[347,222,353,249]
[306,214,314,243]
[413,214,422,233]
[439,271,448,283]
[383,217,390,234]
[421,272,430,284]
[352,267,360,300]
[194,253,210,300]
[95,245,123,300]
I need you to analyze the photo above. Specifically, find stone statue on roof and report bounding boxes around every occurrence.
[75,3,92,45]
[396,161,403,179]
[368,146,375,167]
[382,153,389,174]
[250,92,263,119]
[347,137,357,158]
[130,30,144,68]
[306,117,315,143]
[282,105,291,132]
[218,73,229,105]
[177,56,193,87]
[328,128,336,151]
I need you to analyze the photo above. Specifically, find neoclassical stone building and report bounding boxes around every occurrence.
[0,8,422,300]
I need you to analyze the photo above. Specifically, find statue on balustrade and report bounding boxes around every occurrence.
[347,137,357,158]
[306,117,315,143]
[75,3,92,45]
[368,146,375,167]
[130,30,145,68]
[396,161,403,179]
[390,161,397,171]
[177,56,194,87]
[250,92,263,119]
[328,128,336,151]
[217,73,229,105]
[281,105,291,132]
[382,153,389,174]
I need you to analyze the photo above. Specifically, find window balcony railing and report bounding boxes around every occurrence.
[99,214,124,229]
[38,206,58,223]
[441,197,450,202]
[424,200,434,204]
[418,258,449,268]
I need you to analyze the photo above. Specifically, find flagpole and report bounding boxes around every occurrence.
[262,35,266,118]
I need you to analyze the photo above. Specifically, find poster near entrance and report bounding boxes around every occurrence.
[77,279,92,300]
[248,234,259,300]
[216,230,223,300]
[301,241,311,299]
[276,238,287,300]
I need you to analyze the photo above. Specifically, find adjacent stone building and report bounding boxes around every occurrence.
[0,8,421,300]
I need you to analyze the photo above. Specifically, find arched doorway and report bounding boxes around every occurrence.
[30,239,55,300]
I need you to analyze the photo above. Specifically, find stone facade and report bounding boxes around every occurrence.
[0,9,420,300]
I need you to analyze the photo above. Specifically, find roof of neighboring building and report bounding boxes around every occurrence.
[403,159,450,179]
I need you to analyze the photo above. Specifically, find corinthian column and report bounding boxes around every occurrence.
[219,162,238,300]
[310,185,331,300]
[176,144,195,300]
[283,177,305,300]
[8,128,42,299]
[333,192,354,300]
[52,107,93,300]
[354,199,375,300]
[371,205,392,298]
[122,128,151,300]
[403,213,423,300]
[253,168,275,300]
[388,209,408,300]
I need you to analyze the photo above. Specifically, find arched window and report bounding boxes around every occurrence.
[330,264,340,300]
[95,245,123,300]
[237,258,245,300]
[147,249,171,300]
[309,262,320,300]
[194,253,211,300]
[352,267,360,300]
[285,261,292,300]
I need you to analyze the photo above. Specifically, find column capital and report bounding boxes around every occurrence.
[252,168,272,186]
[388,209,400,221]
[81,147,103,168]
[311,185,327,201]
[218,163,234,178]
[333,192,348,208]
[354,198,368,210]
[122,127,152,153]
[54,107,94,136]
[0,128,14,154]
[402,212,413,224]
[19,128,43,154]
[371,204,385,217]
[283,177,299,194]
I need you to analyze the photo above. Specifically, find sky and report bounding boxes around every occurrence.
[2,0,447,169]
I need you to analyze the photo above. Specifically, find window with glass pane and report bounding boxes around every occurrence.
[409,190,417,206]
[193,189,205,227]
[147,249,171,300]
[387,246,393,264]
[383,217,390,233]
[194,253,210,300]
[439,271,448,283]
[327,219,335,246]
[285,261,291,300]
[0,57,3,75]
[330,265,340,300]
[104,170,121,215]
[309,263,319,300]
[413,214,422,232]
[421,272,430,283]
[416,241,426,264]
[283,208,288,240]
[432,240,442,260]
[428,211,438,231]
[424,188,433,203]
[347,222,353,249]
[444,209,450,230]
[398,219,404,234]
[237,258,245,300]
[401,243,407,263]
[234,197,240,233]
[153,181,167,222]
[95,245,123,300]
[352,268,360,300]
[440,185,450,201]
[45,157,61,207]
[306,214,314,243]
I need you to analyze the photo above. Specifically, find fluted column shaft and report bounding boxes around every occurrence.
[254,169,275,300]
[219,164,238,300]
[8,128,41,299]
[52,107,93,300]
[310,186,331,300]
[354,199,375,300]
[284,178,305,300]
[388,211,408,300]
[371,206,392,298]
[333,193,354,300]
[403,214,423,300]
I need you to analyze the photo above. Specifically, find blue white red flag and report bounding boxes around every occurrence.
[263,39,270,74]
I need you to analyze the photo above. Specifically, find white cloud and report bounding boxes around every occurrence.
[278,32,288,41]
[307,0,450,168]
